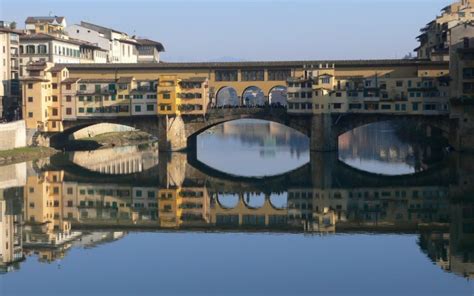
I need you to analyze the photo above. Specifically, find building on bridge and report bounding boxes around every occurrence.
[20,59,472,151]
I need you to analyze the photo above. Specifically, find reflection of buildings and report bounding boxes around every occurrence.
[207,120,309,158]
[0,186,24,273]
[339,122,416,164]
[420,202,474,279]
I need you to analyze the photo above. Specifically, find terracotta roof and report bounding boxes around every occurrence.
[20,33,103,50]
[0,27,24,34]
[180,77,207,83]
[20,77,49,82]
[80,21,126,35]
[78,78,116,84]
[25,16,65,25]
[117,77,134,83]
[49,64,67,72]
[136,38,165,52]
[62,78,81,83]
[115,39,136,46]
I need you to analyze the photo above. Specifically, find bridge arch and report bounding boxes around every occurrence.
[50,116,160,150]
[268,86,287,106]
[242,86,266,107]
[215,86,239,107]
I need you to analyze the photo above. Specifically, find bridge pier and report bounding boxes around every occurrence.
[449,101,474,152]
[158,115,188,152]
[310,114,338,152]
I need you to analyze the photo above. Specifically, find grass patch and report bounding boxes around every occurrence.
[0,146,57,165]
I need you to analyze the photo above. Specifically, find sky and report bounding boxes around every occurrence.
[0,0,454,62]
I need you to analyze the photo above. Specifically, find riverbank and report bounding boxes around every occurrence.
[0,146,58,166]
[64,131,156,151]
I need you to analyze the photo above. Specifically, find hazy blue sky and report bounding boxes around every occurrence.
[0,0,453,61]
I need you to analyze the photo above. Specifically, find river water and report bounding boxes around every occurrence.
[0,120,473,296]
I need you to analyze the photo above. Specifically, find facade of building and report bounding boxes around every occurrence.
[0,22,22,120]
[19,33,107,73]
[287,63,451,115]
[136,39,164,63]
[449,21,474,98]
[76,22,139,63]
[24,16,67,36]
[415,0,474,61]
[20,60,449,133]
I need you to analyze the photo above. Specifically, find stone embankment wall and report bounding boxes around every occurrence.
[0,120,26,151]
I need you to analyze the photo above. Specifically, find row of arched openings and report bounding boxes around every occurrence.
[215,86,287,107]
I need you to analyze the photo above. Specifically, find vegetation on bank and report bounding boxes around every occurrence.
[64,131,156,151]
[0,146,58,166]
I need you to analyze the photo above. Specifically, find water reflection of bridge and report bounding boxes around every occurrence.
[1,152,474,278]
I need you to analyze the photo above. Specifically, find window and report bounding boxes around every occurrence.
[215,70,238,81]
[147,104,154,111]
[28,112,33,118]
[28,83,33,89]
[66,108,72,115]
[333,103,342,109]
[87,96,93,102]
[381,104,391,110]
[79,84,86,91]
[86,107,93,113]
[119,84,128,90]
[464,37,470,49]
[241,70,265,81]
[163,93,171,99]
[396,81,403,87]
[135,105,141,112]
[95,84,101,92]
[28,97,33,102]
[78,96,84,101]
[26,45,35,54]
[268,69,291,81]
[66,84,71,90]
[321,77,331,84]
[412,102,419,111]
[52,96,58,102]
[66,96,72,102]
[52,108,58,116]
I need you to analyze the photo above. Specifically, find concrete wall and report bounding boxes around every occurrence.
[71,123,136,140]
[0,120,26,151]
[0,162,26,189]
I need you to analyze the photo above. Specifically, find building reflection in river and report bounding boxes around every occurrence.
[339,121,445,175]
[0,143,473,280]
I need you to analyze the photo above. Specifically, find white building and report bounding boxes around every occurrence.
[78,22,139,63]
[19,34,107,76]
[0,21,22,120]
[136,39,164,63]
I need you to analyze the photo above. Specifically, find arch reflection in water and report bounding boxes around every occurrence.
[68,144,159,175]
[216,193,239,209]
[197,119,310,177]
[338,121,446,175]
[1,152,474,283]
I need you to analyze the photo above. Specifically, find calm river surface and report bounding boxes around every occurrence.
[1,119,473,296]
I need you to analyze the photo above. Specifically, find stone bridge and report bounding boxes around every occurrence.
[49,107,461,152]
